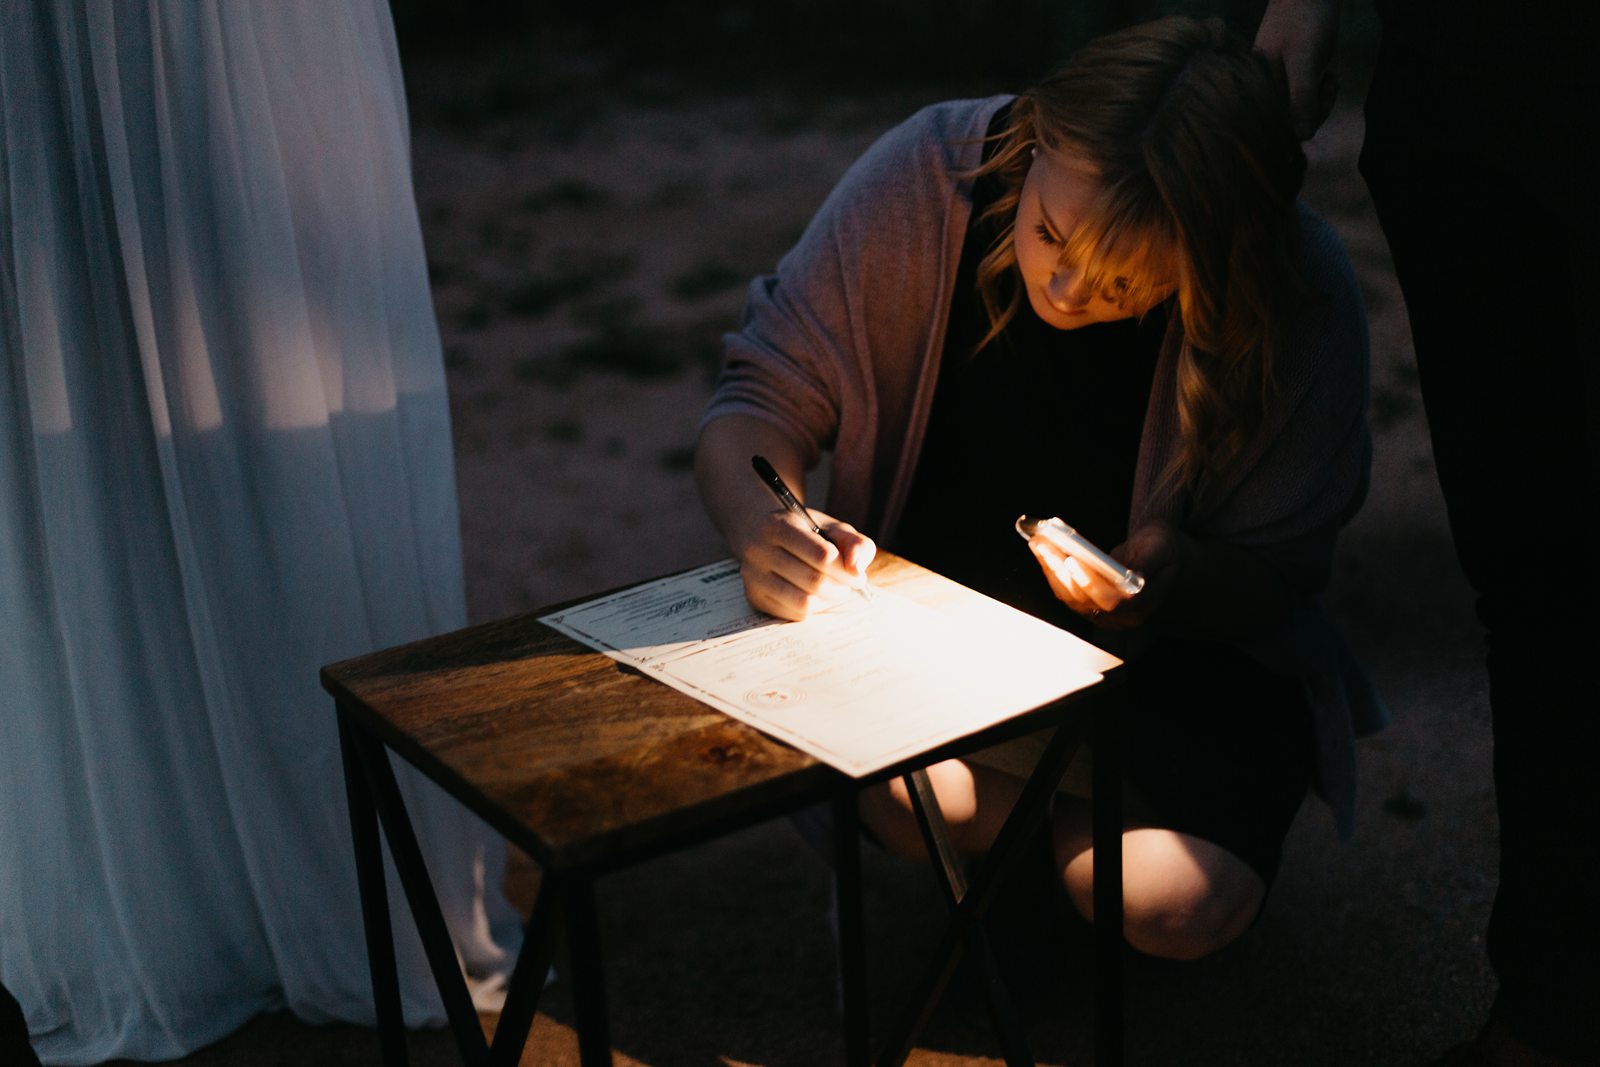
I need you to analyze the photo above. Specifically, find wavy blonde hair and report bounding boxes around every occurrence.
[970,16,1308,499]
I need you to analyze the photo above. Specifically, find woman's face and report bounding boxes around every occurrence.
[1014,151,1156,330]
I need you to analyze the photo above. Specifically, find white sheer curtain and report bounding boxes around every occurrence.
[0,3,519,1062]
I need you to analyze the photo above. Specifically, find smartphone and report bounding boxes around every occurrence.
[1014,515,1146,597]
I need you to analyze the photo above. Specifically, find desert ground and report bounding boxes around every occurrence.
[122,8,1502,1065]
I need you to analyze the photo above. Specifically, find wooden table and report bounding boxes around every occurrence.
[322,552,1126,1066]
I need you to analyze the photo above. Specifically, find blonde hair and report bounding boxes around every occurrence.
[970,16,1307,498]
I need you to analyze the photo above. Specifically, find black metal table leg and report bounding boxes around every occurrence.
[566,876,612,1067]
[833,792,871,1067]
[354,726,491,1065]
[343,710,604,1067]
[904,769,1033,1067]
[490,876,564,1066]
[875,719,1088,1067]
[338,708,409,1067]
[1092,692,1124,1067]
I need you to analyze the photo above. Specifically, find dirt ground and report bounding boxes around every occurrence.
[133,18,1501,1067]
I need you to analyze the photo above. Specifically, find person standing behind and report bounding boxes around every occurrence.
[0,2,518,1061]
[1257,1,1600,1063]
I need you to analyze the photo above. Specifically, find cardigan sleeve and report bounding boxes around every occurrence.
[701,98,1003,531]
[706,229,853,474]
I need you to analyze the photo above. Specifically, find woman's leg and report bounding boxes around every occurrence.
[862,632,1306,963]
[859,757,1031,860]
[1052,799,1264,961]
[860,760,1265,960]
[1071,634,1311,960]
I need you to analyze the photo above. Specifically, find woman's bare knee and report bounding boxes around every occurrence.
[1058,827,1264,960]
[859,759,992,859]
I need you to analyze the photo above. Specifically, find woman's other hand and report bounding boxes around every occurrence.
[736,508,875,621]
[1029,521,1187,629]
[1254,0,1341,140]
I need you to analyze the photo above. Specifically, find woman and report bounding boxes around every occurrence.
[695,16,1384,961]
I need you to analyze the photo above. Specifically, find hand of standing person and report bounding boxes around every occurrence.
[1254,0,1342,139]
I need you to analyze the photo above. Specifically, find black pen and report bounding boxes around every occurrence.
[750,455,872,601]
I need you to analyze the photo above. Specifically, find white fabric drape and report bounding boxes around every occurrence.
[0,2,519,1062]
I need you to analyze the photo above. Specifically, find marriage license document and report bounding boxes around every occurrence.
[539,558,1120,778]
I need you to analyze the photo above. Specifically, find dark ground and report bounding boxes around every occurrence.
[109,5,1501,1064]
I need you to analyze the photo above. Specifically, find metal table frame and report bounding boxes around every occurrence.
[334,676,1124,1067]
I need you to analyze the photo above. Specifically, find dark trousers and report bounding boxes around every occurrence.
[1360,25,1600,1059]
[1,979,41,1067]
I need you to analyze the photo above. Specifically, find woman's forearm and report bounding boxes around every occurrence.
[694,414,813,557]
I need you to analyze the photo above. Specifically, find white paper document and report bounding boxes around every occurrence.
[539,559,1116,777]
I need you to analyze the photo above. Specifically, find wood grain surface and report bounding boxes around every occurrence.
[321,553,1104,872]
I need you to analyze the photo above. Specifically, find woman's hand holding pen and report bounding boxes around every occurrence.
[738,452,875,619]
[735,507,875,621]
[1030,520,1185,629]
[694,418,875,621]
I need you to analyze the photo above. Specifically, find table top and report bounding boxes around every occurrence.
[321,552,1116,872]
